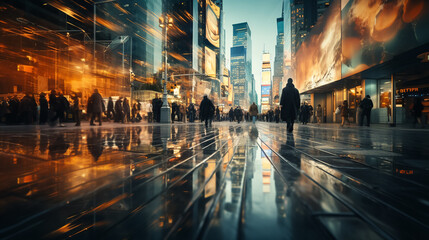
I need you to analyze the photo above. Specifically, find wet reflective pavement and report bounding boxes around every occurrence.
[0,122,428,239]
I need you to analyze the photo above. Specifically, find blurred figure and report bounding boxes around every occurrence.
[146,100,153,123]
[49,91,69,127]
[315,104,323,125]
[412,97,425,128]
[123,97,130,123]
[71,93,80,126]
[188,103,196,122]
[39,93,48,125]
[200,95,215,128]
[0,97,7,124]
[340,100,350,127]
[274,107,280,123]
[216,106,220,121]
[300,102,310,125]
[280,78,300,133]
[114,97,124,123]
[88,89,104,126]
[107,97,114,121]
[20,93,33,124]
[249,102,258,124]
[359,95,373,127]
[180,104,186,123]
[152,95,162,123]
[30,94,38,123]
[229,107,234,122]
[234,106,243,124]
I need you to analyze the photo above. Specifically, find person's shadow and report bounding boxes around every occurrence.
[48,133,70,160]
[87,129,105,162]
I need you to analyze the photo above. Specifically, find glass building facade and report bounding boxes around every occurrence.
[231,22,253,109]
[0,0,165,105]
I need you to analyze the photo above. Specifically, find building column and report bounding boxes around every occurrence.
[390,74,396,127]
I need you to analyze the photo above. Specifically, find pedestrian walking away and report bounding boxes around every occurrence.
[249,102,258,124]
[280,78,300,133]
[359,95,373,127]
[88,89,105,126]
[199,95,215,128]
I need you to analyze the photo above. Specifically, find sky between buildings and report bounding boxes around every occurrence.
[224,0,284,105]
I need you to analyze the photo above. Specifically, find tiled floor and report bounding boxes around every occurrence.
[0,122,428,239]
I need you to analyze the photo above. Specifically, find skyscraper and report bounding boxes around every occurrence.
[261,52,272,113]
[230,22,253,108]
[273,11,284,105]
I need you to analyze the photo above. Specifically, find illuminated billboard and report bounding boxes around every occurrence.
[206,0,220,48]
[261,85,271,96]
[341,0,429,77]
[261,97,269,104]
[205,47,216,77]
[295,0,341,93]
[262,70,271,85]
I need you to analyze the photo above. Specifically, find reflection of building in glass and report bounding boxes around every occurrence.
[261,52,272,113]
[0,0,164,102]
[231,22,253,109]
[294,0,429,125]
[273,12,285,105]
[167,0,223,105]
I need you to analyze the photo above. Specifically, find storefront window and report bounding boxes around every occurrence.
[379,80,391,108]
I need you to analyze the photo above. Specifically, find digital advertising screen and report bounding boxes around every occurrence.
[206,0,220,48]
[341,0,429,78]
[261,85,271,96]
[261,70,271,85]
[295,0,341,92]
[205,47,216,77]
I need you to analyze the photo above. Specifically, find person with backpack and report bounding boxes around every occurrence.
[359,95,373,127]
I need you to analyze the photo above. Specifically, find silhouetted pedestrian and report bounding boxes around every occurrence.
[249,102,258,124]
[88,89,104,126]
[340,100,350,127]
[115,97,124,123]
[123,97,130,123]
[107,97,114,120]
[71,93,80,126]
[359,95,373,127]
[234,106,243,123]
[39,93,48,125]
[280,78,300,133]
[200,95,215,128]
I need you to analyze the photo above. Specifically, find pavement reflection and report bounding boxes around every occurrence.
[0,122,428,239]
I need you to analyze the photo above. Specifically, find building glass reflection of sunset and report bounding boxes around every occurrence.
[0,0,225,107]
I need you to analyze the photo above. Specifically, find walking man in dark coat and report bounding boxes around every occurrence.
[88,89,105,126]
[39,93,49,125]
[199,95,215,128]
[71,93,80,126]
[107,97,114,120]
[114,97,124,123]
[280,78,300,133]
[359,95,373,127]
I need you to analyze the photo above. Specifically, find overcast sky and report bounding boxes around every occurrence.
[224,0,283,104]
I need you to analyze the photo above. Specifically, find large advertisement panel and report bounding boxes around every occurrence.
[261,70,271,85]
[341,0,429,77]
[206,0,220,48]
[295,0,341,92]
[205,47,216,77]
[261,85,271,96]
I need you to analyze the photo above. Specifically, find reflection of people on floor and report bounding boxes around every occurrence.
[39,133,48,154]
[87,129,105,161]
[249,125,259,144]
[48,133,70,160]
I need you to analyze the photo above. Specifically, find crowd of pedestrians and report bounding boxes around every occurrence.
[0,82,425,129]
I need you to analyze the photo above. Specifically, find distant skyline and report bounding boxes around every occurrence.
[224,0,283,105]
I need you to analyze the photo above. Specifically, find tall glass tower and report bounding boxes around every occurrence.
[230,22,253,108]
